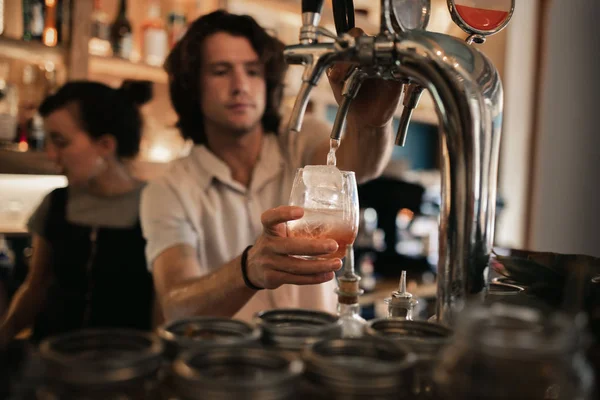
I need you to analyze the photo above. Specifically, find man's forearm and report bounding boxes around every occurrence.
[337,120,395,183]
[160,254,257,322]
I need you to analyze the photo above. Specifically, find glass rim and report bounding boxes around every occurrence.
[296,167,355,176]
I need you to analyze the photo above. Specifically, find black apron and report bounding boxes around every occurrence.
[32,187,154,342]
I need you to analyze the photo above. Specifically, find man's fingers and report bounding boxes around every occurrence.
[347,27,365,38]
[269,255,342,275]
[271,237,338,256]
[261,206,303,235]
[327,62,355,84]
[327,27,365,84]
[267,270,336,287]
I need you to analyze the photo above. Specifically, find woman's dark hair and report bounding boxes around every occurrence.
[165,10,287,144]
[38,80,153,158]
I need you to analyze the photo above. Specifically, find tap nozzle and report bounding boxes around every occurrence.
[288,81,314,133]
[330,67,367,141]
[394,83,424,147]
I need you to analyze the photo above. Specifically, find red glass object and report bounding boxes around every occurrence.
[455,4,509,31]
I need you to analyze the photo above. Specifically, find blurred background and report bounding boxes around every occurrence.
[0,0,598,316]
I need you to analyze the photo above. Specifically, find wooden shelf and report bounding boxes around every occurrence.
[89,56,168,84]
[0,36,66,66]
[0,149,62,175]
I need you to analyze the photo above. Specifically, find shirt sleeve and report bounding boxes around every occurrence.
[26,192,52,239]
[140,179,198,270]
[278,113,332,169]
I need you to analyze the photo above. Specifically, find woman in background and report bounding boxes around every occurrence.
[0,80,155,345]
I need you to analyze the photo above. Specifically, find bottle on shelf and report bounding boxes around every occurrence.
[42,0,58,47]
[23,0,45,42]
[15,64,38,151]
[89,0,112,57]
[141,0,167,66]
[336,245,367,338]
[56,0,71,44]
[28,112,45,150]
[167,6,187,49]
[0,62,19,146]
[110,0,132,60]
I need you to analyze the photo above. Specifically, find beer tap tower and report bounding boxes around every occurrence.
[286,0,515,325]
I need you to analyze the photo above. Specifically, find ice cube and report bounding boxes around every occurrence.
[302,165,343,191]
[306,186,342,209]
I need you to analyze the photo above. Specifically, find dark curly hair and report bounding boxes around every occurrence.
[39,80,153,158]
[165,10,287,144]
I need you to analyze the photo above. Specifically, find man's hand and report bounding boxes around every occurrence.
[246,206,342,290]
[326,28,404,129]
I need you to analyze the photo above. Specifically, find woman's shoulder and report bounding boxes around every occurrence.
[66,184,146,228]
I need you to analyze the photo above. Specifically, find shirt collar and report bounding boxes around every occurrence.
[190,133,284,194]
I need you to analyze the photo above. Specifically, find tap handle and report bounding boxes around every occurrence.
[332,0,355,35]
[302,0,325,14]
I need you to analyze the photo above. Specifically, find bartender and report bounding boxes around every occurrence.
[140,10,403,322]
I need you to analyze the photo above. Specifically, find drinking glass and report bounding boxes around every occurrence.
[286,167,359,260]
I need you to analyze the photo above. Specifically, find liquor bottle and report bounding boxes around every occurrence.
[89,0,112,56]
[22,0,45,41]
[42,0,58,47]
[167,7,187,48]
[28,112,45,150]
[56,0,71,44]
[336,245,367,338]
[384,271,417,320]
[141,0,167,66]
[15,65,37,151]
[0,62,19,145]
[110,0,132,60]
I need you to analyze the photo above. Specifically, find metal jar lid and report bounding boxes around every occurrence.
[171,345,304,400]
[157,316,260,358]
[303,336,417,398]
[254,308,342,353]
[365,318,453,357]
[39,328,164,386]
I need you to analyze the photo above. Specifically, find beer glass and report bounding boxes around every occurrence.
[286,167,359,260]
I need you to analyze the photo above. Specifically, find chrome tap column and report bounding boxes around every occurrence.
[288,0,514,324]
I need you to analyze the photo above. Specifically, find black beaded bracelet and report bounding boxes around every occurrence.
[241,245,263,291]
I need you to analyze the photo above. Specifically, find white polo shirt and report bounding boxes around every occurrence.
[140,117,338,321]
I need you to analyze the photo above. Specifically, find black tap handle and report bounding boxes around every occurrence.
[346,0,355,31]
[302,0,324,14]
[333,0,355,34]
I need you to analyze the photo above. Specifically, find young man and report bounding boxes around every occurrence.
[140,11,403,322]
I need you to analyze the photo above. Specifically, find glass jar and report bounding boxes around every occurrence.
[254,309,342,356]
[170,345,303,400]
[365,318,453,398]
[37,329,164,400]
[303,336,417,399]
[434,302,596,400]
[156,316,260,360]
